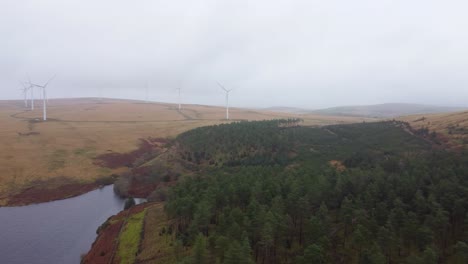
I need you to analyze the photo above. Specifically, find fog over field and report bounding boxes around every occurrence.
[1,0,468,108]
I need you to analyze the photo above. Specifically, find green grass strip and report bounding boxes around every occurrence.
[117,210,146,264]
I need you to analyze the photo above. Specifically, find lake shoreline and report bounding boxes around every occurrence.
[82,202,155,263]
[2,181,104,207]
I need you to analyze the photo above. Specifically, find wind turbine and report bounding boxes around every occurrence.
[26,77,35,110]
[31,75,55,121]
[175,88,182,110]
[217,82,233,120]
[19,82,29,108]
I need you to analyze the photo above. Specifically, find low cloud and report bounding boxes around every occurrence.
[1,0,468,108]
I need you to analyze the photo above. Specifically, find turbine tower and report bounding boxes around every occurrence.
[26,77,35,110]
[31,75,55,121]
[19,82,29,108]
[217,82,233,120]
[30,84,34,110]
[176,88,182,110]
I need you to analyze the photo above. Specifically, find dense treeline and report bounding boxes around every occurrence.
[176,120,427,167]
[176,119,303,166]
[164,120,468,263]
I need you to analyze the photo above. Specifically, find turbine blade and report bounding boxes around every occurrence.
[26,78,34,87]
[43,75,56,88]
[30,83,44,88]
[216,81,227,91]
[19,81,27,89]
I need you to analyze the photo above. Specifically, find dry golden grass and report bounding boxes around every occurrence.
[0,98,370,204]
[399,111,468,148]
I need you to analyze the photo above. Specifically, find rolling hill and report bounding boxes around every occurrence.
[0,98,371,205]
[399,110,468,149]
[311,103,465,118]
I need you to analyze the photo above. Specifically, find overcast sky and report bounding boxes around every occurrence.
[1,0,468,109]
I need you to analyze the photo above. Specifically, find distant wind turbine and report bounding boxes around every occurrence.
[176,88,182,110]
[26,77,35,110]
[31,75,56,121]
[19,82,29,108]
[217,82,233,120]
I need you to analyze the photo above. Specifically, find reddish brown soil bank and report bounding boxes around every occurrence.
[6,182,100,206]
[94,138,169,169]
[128,180,159,198]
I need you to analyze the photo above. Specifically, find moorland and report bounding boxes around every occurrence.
[0,98,370,205]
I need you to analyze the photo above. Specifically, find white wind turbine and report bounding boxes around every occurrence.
[31,75,55,121]
[19,82,29,108]
[175,88,182,110]
[26,77,35,110]
[217,82,233,120]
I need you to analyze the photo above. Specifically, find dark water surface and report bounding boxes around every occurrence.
[0,185,134,264]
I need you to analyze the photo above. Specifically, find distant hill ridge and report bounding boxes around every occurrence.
[267,103,465,118]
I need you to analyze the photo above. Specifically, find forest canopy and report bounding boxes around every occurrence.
[163,120,468,263]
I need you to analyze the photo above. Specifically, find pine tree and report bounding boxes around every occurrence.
[192,234,208,264]
[173,239,183,262]
[421,247,437,264]
[452,241,468,264]
[298,244,325,264]
[360,243,386,264]
[224,239,253,264]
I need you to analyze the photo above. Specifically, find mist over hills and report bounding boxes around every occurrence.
[266,103,466,118]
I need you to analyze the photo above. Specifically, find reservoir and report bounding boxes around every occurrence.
[0,185,139,264]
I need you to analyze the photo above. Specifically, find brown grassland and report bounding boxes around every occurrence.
[0,98,371,205]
